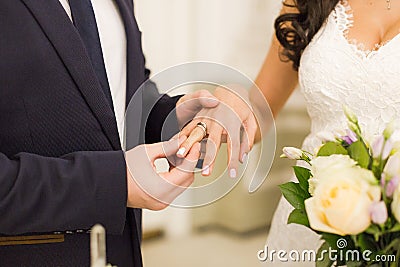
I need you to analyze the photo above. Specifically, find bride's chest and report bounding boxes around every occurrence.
[298,15,400,106]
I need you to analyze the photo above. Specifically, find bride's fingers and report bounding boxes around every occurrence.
[177,123,206,158]
[179,119,199,137]
[239,129,250,164]
[239,114,257,163]
[201,122,223,176]
[227,125,241,179]
[246,115,258,149]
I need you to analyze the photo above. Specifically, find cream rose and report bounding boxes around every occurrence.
[384,153,400,222]
[305,155,380,236]
[308,155,366,195]
[391,186,400,223]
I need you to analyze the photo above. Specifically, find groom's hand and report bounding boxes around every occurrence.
[175,90,220,128]
[177,86,258,178]
[125,136,200,210]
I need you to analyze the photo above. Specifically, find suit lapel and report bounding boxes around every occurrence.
[21,0,121,150]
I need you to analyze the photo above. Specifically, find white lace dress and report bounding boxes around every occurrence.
[264,1,400,266]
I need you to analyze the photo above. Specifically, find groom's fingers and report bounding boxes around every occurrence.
[168,142,201,186]
[146,135,187,161]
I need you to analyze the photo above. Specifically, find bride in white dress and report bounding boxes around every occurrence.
[257,0,400,265]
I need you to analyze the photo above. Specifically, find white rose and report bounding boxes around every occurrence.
[305,155,380,236]
[308,177,318,196]
[310,154,357,178]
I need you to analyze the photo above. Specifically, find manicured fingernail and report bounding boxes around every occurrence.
[202,165,210,175]
[241,153,248,163]
[177,147,186,157]
[229,168,237,178]
[208,98,219,105]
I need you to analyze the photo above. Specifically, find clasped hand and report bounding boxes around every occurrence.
[125,86,257,211]
[177,85,258,178]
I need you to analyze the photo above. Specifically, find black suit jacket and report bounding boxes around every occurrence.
[0,0,179,266]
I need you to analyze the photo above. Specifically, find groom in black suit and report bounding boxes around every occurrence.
[0,0,227,266]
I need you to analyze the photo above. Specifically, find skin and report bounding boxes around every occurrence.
[256,0,400,116]
[125,91,220,210]
[126,0,400,210]
[126,136,201,210]
[178,86,257,178]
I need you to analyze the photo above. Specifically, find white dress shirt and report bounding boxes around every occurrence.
[59,0,127,145]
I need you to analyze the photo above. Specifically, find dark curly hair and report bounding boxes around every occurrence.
[275,0,339,70]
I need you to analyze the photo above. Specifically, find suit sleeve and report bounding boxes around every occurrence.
[142,68,183,144]
[0,150,127,236]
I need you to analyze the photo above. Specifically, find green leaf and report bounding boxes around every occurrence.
[321,233,343,249]
[317,142,348,157]
[346,261,363,267]
[365,224,380,235]
[394,248,400,267]
[347,140,371,168]
[387,223,400,233]
[316,242,334,267]
[382,239,400,254]
[293,166,312,196]
[287,209,310,227]
[356,233,377,252]
[279,182,308,210]
[365,224,381,241]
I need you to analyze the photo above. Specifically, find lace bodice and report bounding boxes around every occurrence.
[299,1,400,151]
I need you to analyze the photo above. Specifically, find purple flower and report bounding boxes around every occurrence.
[382,139,393,160]
[372,136,385,158]
[370,201,388,225]
[281,147,303,160]
[386,176,400,197]
[381,173,386,188]
[342,129,358,145]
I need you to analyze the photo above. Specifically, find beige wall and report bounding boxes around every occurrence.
[135,0,282,82]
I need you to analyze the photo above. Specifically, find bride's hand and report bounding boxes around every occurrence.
[177,85,258,178]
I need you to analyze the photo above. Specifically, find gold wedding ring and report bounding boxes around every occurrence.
[196,122,207,139]
[177,121,208,157]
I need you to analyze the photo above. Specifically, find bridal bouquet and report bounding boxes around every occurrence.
[280,108,400,267]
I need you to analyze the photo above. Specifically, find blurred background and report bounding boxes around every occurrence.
[134,1,310,266]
